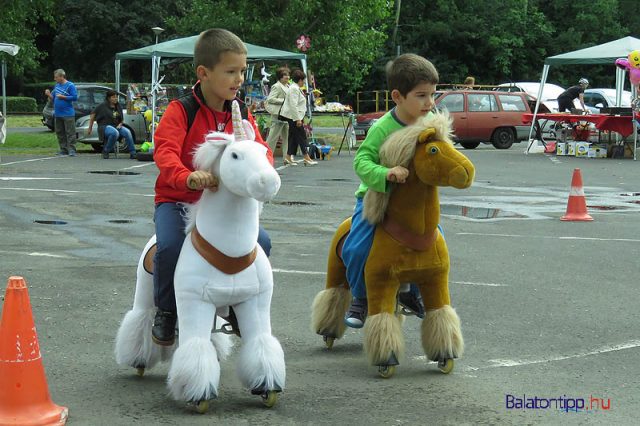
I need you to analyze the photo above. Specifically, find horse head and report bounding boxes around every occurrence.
[411,112,475,189]
[364,111,475,224]
[192,101,281,203]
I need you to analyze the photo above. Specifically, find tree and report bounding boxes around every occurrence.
[51,0,186,82]
[0,0,54,85]
[167,0,392,98]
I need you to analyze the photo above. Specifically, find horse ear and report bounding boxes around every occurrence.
[193,132,232,171]
[242,119,256,141]
[418,128,437,144]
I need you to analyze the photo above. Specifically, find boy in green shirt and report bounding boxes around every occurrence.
[342,54,439,328]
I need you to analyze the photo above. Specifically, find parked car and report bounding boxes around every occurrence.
[495,82,566,112]
[354,89,535,149]
[583,88,632,112]
[42,84,147,152]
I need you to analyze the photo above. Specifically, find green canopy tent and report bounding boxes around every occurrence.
[114,36,307,143]
[528,36,640,158]
[0,43,20,116]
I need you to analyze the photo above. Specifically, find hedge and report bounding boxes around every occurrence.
[4,97,38,113]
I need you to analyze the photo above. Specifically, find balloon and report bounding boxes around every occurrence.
[615,57,640,86]
[629,50,640,69]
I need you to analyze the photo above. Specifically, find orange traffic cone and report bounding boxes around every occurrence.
[0,276,68,425]
[561,168,593,221]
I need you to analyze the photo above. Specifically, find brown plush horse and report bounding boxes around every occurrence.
[311,112,475,377]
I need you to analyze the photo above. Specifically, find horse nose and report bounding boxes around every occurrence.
[249,170,281,201]
[449,164,474,188]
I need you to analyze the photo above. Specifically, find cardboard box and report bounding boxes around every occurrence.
[567,141,577,156]
[556,142,567,155]
[575,142,590,157]
[588,146,607,158]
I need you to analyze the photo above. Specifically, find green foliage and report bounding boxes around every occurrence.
[167,0,392,98]
[8,0,640,104]
[51,0,187,82]
[5,97,38,113]
[0,0,54,76]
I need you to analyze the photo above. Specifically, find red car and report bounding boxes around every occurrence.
[354,90,536,149]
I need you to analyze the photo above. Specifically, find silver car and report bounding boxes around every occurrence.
[42,84,148,152]
[583,88,632,112]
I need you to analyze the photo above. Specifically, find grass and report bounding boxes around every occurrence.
[1,113,354,156]
[1,132,59,155]
[4,114,43,128]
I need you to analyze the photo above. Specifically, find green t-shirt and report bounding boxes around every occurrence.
[353,108,404,198]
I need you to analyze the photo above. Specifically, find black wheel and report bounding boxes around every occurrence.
[136,152,154,162]
[91,143,103,152]
[491,128,515,149]
[460,142,480,149]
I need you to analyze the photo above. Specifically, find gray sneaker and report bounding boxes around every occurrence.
[344,297,367,328]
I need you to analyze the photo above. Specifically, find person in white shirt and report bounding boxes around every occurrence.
[284,69,317,166]
[264,67,291,164]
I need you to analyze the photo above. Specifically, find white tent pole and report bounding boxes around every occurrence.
[615,67,624,106]
[115,59,121,95]
[1,59,6,116]
[526,64,549,154]
[151,55,159,144]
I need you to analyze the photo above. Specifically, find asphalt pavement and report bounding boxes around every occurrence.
[0,142,639,425]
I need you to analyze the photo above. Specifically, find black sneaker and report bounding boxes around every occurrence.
[344,297,367,328]
[398,290,425,318]
[102,152,109,159]
[152,309,177,346]
[129,152,137,160]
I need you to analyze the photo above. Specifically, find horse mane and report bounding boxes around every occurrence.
[182,132,236,234]
[363,111,454,224]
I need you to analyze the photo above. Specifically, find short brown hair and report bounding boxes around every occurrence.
[386,54,439,96]
[194,28,247,69]
[291,69,306,83]
[275,66,290,80]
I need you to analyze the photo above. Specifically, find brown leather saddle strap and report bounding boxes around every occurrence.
[191,226,257,274]
[381,216,438,252]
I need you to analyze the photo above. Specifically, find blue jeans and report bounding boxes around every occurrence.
[153,202,272,312]
[104,125,135,154]
[342,197,442,300]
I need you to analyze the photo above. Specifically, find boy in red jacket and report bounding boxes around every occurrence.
[151,28,274,345]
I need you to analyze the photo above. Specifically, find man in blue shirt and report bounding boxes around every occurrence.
[44,69,78,156]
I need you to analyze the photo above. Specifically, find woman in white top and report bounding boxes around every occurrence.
[284,69,317,166]
[264,67,291,164]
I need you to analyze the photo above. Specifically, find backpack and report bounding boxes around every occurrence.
[177,93,249,135]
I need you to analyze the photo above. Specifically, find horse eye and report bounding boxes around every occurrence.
[231,152,239,159]
[429,146,438,154]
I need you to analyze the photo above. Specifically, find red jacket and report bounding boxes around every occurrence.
[153,82,273,204]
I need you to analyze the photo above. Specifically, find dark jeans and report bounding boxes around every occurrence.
[286,118,310,156]
[153,202,272,312]
[54,116,76,153]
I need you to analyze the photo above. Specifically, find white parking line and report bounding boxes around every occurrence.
[0,177,72,181]
[0,250,69,259]
[413,339,640,371]
[457,232,640,243]
[272,268,326,275]
[0,187,154,197]
[0,156,61,165]
[451,280,507,287]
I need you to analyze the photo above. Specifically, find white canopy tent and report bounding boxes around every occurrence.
[114,36,307,143]
[0,43,20,116]
[528,36,640,159]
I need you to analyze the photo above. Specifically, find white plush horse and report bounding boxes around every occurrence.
[114,101,285,412]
